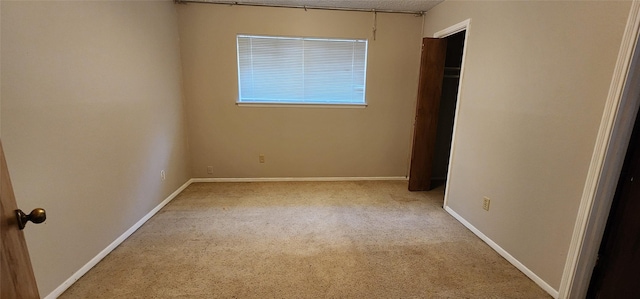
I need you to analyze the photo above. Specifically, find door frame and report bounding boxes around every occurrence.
[560,1,640,298]
[430,19,471,208]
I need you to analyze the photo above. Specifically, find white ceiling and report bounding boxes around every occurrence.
[186,0,445,13]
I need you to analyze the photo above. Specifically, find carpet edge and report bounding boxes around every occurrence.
[443,206,559,299]
[43,179,194,299]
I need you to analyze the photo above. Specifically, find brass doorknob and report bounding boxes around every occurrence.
[15,208,46,230]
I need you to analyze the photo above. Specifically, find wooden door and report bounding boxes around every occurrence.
[408,38,448,191]
[1,140,40,298]
[587,111,640,298]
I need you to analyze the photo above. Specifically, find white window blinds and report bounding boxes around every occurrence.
[236,35,368,105]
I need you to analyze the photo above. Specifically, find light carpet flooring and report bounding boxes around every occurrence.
[60,181,551,298]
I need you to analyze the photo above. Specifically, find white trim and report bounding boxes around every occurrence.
[43,176,407,297]
[560,2,640,298]
[191,176,407,183]
[44,179,193,299]
[430,19,471,209]
[44,176,409,297]
[444,206,559,299]
[236,102,367,109]
[433,19,471,39]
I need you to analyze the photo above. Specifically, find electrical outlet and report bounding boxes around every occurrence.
[482,197,491,211]
[259,154,265,163]
[207,166,214,174]
[161,170,166,181]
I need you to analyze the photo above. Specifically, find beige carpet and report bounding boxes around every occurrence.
[60,181,551,298]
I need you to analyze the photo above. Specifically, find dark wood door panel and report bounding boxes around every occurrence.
[408,38,448,191]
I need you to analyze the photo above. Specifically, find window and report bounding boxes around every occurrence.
[236,35,368,106]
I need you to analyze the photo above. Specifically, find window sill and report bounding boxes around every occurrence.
[236,102,368,109]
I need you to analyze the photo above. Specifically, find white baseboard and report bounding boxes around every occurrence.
[45,178,557,298]
[44,176,408,298]
[444,206,559,299]
[191,176,408,182]
[44,179,193,299]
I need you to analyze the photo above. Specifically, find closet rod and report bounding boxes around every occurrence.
[175,0,425,16]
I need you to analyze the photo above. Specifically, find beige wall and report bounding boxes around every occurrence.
[5,0,624,295]
[423,1,632,291]
[177,4,423,178]
[0,1,190,296]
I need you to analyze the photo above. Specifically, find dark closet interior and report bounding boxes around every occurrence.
[431,31,465,188]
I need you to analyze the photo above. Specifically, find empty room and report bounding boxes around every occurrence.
[2,0,640,298]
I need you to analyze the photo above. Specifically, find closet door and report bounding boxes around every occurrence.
[408,38,447,191]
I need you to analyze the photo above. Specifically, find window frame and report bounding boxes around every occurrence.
[235,34,369,108]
